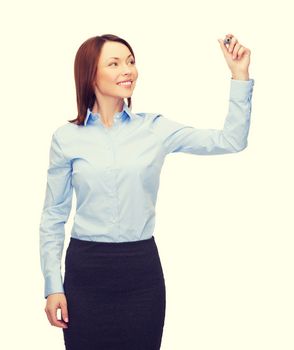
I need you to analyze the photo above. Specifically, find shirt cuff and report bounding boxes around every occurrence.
[229,78,255,102]
[44,273,65,299]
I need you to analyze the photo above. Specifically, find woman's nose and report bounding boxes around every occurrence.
[122,64,133,74]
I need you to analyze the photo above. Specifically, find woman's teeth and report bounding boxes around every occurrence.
[118,81,132,86]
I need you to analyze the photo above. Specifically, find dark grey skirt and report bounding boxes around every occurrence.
[62,235,166,350]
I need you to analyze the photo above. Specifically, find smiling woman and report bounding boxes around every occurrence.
[39,32,255,350]
[40,34,166,350]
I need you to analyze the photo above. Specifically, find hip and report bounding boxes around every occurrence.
[63,235,165,292]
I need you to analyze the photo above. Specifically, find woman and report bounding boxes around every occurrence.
[39,33,254,349]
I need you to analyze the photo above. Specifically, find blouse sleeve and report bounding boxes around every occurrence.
[39,132,73,299]
[150,78,255,155]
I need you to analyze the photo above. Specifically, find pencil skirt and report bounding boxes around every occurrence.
[62,235,166,350]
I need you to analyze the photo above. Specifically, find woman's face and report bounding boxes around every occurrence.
[93,41,138,99]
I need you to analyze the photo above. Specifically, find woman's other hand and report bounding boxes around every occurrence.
[44,293,69,328]
[218,33,251,80]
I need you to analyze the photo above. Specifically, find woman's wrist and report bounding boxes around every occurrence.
[231,71,250,80]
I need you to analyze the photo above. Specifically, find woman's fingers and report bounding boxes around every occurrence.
[232,43,243,59]
[45,305,68,328]
[228,36,238,53]
[218,33,251,74]
[222,34,246,60]
[60,301,69,324]
[236,46,246,60]
[224,34,242,57]
[44,294,69,328]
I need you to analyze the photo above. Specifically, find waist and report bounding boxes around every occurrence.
[68,235,156,254]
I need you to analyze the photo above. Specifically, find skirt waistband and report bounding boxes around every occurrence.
[68,235,156,254]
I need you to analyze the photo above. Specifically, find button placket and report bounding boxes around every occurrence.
[105,127,119,225]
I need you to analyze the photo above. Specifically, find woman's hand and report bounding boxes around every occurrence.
[218,33,251,80]
[44,293,69,328]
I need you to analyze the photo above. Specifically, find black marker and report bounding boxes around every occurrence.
[223,37,231,45]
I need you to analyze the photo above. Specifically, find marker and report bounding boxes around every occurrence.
[223,37,231,45]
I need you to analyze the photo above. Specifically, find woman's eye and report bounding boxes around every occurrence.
[109,60,135,67]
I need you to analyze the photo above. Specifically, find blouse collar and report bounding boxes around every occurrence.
[84,100,135,126]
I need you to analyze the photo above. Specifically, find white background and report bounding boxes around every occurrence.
[1,0,293,349]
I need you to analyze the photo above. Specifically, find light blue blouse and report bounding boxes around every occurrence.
[39,78,255,298]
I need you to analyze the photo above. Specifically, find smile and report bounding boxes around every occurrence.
[117,81,132,87]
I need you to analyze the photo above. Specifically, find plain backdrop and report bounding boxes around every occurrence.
[1,0,293,349]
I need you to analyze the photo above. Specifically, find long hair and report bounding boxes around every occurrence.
[68,34,135,125]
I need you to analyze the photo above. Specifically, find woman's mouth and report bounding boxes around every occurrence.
[117,80,133,88]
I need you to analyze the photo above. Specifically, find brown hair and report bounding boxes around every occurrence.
[68,34,136,126]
